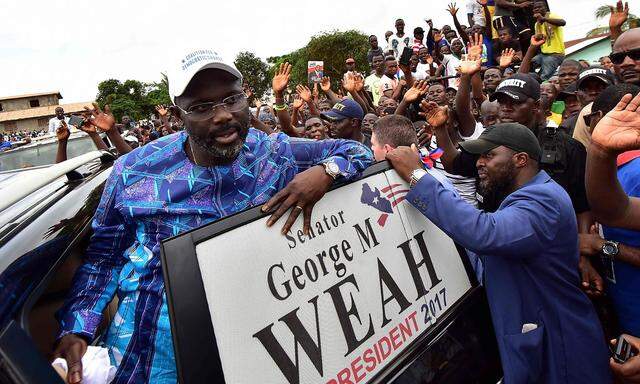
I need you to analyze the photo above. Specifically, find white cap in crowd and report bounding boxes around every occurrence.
[167,49,243,104]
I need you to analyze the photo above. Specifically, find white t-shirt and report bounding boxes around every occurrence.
[427,122,484,206]
[442,54,462,89]
[48,116,71,134]
[466,1,486,27]
[365,73,383,106]
[379,75,398,96]
[389,33,412,58]
[415,62,431,80]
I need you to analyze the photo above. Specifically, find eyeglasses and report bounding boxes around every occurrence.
[177,93,248,121]
[583,110,603,127]
[610,48,640,65]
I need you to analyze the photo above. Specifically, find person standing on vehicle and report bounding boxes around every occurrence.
[386,122,611,383]
[48,107,71,135]
[53,51,373,384]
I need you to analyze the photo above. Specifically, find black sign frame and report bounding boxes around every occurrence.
[161,161,478,384]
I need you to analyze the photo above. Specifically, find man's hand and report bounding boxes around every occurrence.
[610,0,629,30]
[292,95,304,110]
[534,13,546,23]
[434,32,443,42]
[458,55,482,75]
[579,225,605,256]
[467,33,484,59]
[417,123,434,147]
[426,19,434,28]
[386,144,424,183]
[52,334,88,384]
[447,2,459,16]
[592,92,640,154]
[425,54,434,65]
[262,165,334,235]
[354,74,365,92]
[320,76,332,93]
[403,80,429,103]
[56,121,70,142]
[531,34,546,47]
[83,103,115,133]
[155,105,169,117]
[610,334,640,382]
[499,48,516,68]
[420,100,449,128]
[273,62,291,94]
[579,256,604,297]
[296,84,312,102]
[342,73,356,93]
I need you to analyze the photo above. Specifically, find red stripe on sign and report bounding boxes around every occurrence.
[378,214,389,227]
[381,184,402,193]
[392,196,406,207]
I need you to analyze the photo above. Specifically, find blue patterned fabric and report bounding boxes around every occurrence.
[56,129,373,383]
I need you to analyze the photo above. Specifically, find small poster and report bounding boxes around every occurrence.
[308,61,324,84]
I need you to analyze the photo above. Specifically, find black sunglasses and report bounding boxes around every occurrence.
[610,48,640,65]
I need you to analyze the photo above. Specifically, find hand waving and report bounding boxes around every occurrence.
[609,0,629,29]
[342,73,356,93]
[155,105,169,117]
[56,121,70,142]
[403,80,429,103]
[296,84,312,102]
[419,100,449,128]
[447,2,459,16]
[499,48,516,68]
[320,76,332,93]
[292,95,304,110]
[84,103,115,132]
[467,33,484,60]
[592,92,640,153]
[273,62,291,94]
[354,74,365,92]
[458,54,482,75]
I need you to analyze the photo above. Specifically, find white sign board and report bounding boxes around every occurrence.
[194,169,472,384]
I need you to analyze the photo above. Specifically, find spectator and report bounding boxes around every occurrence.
[483,67,504,96]
[390,19,411,58]
[567,67,615,145]
[416,47,435,79]
[556,59,582,90]
[343,58,357,80]
[600,55,615,71]
[412,27,426,54]
[493,0,533,53]
[531,0,566,81]
[479,99,499,127]
[493,26,523,65]
[48,106,71,135]
[611,28,640,86]
[0,132,29,152]
[380,57,403,101]
[365,54,385,107]
[361,113,378,137]
[556,85,581,132]
[383,30,394,56]
[303,117,327,140]
[367,35,384,64]
[466,0,486,27]
[386,122,611,383]
[320,98,369,146]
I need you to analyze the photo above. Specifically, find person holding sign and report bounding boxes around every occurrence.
[53,49,373,384]
[385,122,611,383]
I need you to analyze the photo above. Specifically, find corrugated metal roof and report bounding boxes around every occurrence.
[0,91,62,102]
[0,102,94,123]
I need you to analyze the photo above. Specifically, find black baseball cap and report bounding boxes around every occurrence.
[489,73,541,102]
[577,66,615,90]
[414,27,425,35]
[460,123,541,160]
[557,83,577,101]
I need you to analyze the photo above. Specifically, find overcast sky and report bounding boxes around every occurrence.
[0,0,635,103]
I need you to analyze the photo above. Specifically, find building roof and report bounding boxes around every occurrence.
[0,102,94,123]
[0,91,63,102]
[565,33,609,51]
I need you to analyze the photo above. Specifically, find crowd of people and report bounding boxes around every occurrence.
[48,0,640,383]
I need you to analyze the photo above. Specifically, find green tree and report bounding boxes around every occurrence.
[587,4,639,37]
[95,73,171,122]
[234,51,270,100]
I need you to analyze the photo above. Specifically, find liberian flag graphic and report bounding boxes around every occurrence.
[360,183,409,227]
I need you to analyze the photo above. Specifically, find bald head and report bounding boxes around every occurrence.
[612,29,640,85]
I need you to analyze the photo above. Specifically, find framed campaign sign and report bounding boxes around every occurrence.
[161,162,477,384]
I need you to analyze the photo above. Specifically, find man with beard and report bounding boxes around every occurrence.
[53,50,373,384]
[385,122,611,384]
[320,98,369,146]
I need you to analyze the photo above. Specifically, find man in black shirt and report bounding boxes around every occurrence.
[367,35,384,65]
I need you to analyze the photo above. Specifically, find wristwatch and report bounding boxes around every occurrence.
[602,240,620,258]
[323,161,341,180]
[409,169,428,188]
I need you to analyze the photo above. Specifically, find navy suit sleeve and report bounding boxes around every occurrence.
[406,173,560,258]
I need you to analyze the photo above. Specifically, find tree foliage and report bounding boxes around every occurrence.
[234,51,270,100]
[267,30,370,93]
[95,74,170,122]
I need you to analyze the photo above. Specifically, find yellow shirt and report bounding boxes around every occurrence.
[535,12,565,55]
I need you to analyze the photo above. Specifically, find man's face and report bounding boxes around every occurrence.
[319,101,332,113]
[498,28,512,43]
[395,20,405,34]
[55,107,64,119]
[346,62,356,71]
[385,31,393,42]
[562,95,582,117]
[372,55,384,71]
[612,31,640,85]
[549,76,560,89]
[370,132,390,161]
[476,146,519,198]
[469,24,484,36]
[377,98,398,115]
[557,64,580,90]
[427,85,447,106]
[362,114,378,134]
[600,56,614,71]
[442,25,451,34]
[441,45,452,55]
[532,2,547,15]
[304,118,326,140]
[496,94,538,127]
[577,78,607,106]
[540,83,558,105]
[418,47,429,62]
[175,69,250,163]
[370,36,378,49]
[484,69,503,92]
[385,60,398,77]
[122,116,131,126]
[410,55,419,71]
[327,117,353,139]
[415,32,424,41]
[446,88,457,104]
[480,101,499,127]
[446,31,458,41]
[451,40,463,55]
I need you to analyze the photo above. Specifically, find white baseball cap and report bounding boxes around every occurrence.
[167,48,243,104]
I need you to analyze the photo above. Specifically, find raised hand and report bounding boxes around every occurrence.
[592,92,640,153]
[534,13,545,23]
[434,32,443,42]
[499,48,516,68]
[292,95,304,110]
[296,84,312,102]
[531,34,546,47]
[419,100,449,128]
[312,82,319,98]
[609,0,629,29]
[425,54,434,65]
[354,74,365,92]
[458,54,482,75]
[84,103,115,132]
[320,76,332,93]
[155,105,169,117]
[78,116,99,134]
[403,80,429,103]
[56,121,70,142]
[447,2,459,16]
[342,73,356,93]
[273,62,291,94]
[467,33,484,60]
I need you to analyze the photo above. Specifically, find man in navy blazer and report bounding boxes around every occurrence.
[386,123,611,383]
